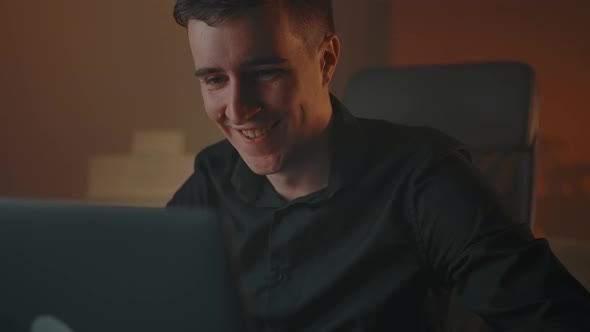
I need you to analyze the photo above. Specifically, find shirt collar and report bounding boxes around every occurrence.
[230,94,367,208]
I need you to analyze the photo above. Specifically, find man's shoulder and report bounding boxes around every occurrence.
[166,139,235,208]
[356,117,465,163]
[193,139,238,175]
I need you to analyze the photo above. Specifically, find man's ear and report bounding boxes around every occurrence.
[319,34,340,87]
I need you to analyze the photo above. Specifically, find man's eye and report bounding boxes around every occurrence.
[205,76,227,86]
[254,69,284,79]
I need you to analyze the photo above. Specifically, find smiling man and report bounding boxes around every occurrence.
[179,0,337,201]
[167,1,590,331]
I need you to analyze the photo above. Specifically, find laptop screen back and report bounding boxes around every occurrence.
[0,199,249,332]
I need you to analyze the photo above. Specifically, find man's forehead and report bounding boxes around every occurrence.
[187,13,284,46]
[187,14,306,70]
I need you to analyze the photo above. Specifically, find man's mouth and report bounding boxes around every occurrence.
[239,121,280,139]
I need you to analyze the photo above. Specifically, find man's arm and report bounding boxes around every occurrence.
[411,150,590,331]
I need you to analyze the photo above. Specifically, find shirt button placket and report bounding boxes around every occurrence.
[266,326,286,332]
[265,209,293,332]
[269,210,290,288]
[271,270,286,286]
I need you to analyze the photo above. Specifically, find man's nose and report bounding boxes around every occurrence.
[225,81,261,125]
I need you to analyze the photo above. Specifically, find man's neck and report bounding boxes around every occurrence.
[266,121,334,202]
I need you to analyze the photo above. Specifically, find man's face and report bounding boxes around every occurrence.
[187,5,333,175]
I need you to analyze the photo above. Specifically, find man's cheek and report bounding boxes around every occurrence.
[202,99,225,123]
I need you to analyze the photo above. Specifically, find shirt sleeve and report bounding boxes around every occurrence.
[410,149,590,331]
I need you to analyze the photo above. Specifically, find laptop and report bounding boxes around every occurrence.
[0,198,251,332]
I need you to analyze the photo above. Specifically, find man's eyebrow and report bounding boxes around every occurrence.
[194,57,287,78]
[240,56,288,68]
[194,67,222,78]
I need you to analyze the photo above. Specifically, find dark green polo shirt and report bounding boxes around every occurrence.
[168,97,590,331]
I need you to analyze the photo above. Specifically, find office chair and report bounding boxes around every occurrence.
[342,62,539,332]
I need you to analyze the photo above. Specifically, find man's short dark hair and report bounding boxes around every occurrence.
[173,0,335,52]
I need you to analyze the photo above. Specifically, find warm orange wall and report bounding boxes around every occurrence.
[0,0,221,200]
[391,0,590,239]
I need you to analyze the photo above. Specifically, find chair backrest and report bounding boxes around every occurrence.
[342,62,539,226]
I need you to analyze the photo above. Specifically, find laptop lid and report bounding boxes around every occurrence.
[0,198,250,332]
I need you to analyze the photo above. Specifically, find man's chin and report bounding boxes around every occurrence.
[242,157,283,176]
[247,163,282,176]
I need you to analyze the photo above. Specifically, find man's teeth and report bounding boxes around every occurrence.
[241,126,272,139]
